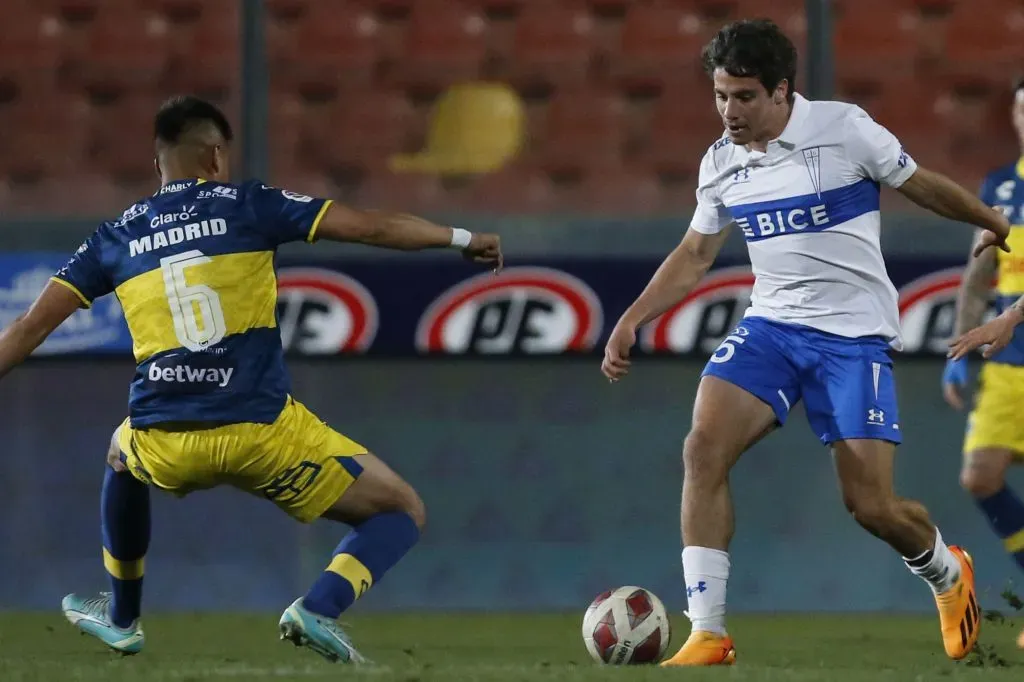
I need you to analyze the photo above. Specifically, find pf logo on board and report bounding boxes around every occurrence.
[898,267,997,355]
[416,267,603,354]
[640,266,754,354]
[277,268,378,354]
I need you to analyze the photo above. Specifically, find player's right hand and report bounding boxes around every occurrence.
[974,211,1012,257]
[602,320,637,382]
[941,357,968,411]
[463,233,503,273]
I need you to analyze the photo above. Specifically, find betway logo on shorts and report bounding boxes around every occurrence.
[129,219,227,257]
[147,361,234,387]
[277,267,378,354]
[416,267,602,354]
[898,267,998,355]
[640,266,754,354]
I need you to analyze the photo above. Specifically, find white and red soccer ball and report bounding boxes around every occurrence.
[582,586,671,665]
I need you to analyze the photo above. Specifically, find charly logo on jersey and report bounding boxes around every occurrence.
[640,266,754,354]
[0,265,125,354]
[898,267,998,355]
[150,205,197,228]
[276,268,378,354]
[159,181,194,195]
[416,267,603,354]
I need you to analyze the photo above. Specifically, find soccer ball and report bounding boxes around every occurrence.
[582,586,671,665]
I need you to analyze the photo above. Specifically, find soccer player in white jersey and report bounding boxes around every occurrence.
[602,20,1011,665]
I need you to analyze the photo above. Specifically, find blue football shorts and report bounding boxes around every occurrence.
[700,316,902,446]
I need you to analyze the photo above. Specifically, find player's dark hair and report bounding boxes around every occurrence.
[154,95,233,145]
[702,19,798,102]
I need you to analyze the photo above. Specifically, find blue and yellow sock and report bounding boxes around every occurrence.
[303,511,420,619]
[101,465,151,629]
[976,486,1024,572]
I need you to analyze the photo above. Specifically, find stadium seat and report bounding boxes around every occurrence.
[391,83,525,175]
[356,167,448,212]
[562,165,662,214]
[640,86,722,183]
[397,2,487,97]
[71,7,170,99]
[0,93,89,182]
[279,3,381,98]
[86,95,164,185]
[163,3,238,102]
[464,163,557,213]
[832,0,920,76]
[0,3,61,92]
[941,1,1024,70]
[509,2,596,93]
[309,90,415,174]
[536,88,624,177]
[615,4,710,96]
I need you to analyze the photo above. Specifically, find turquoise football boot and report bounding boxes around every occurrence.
[61,592,145,655]
[279,598,366,664]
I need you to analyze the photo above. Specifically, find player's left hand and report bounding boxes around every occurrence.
[463,233,503,273]
[974,211,1012,257]
[948,308,1023,360]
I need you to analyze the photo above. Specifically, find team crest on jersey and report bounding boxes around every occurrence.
[416,267,602,355]
[640,266,754,354]
[802,147,822,196]
[276,268,378,354]
[111,202,149,227]
[281,190,314,203]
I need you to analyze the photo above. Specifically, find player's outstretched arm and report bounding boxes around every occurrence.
[948,295,1024,362]
[0,281,82,381]
[316,202,503,270]
[942,230,998,408]
[896,168,1011,256]
[602,227,730,381]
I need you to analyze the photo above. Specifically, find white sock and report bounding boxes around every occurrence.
[682,546,729,636]
[903,527,961,594]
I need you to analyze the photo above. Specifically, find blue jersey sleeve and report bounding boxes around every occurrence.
[51,229,114,308]
[247,181,333,245]
[978,174,996,206]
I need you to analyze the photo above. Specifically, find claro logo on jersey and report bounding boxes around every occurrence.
[276,268,378,354]
[640,266,755,354]
[416,267,602,354]
[898,268,998,355]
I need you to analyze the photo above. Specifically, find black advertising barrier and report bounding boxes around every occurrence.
[0,253,985,357]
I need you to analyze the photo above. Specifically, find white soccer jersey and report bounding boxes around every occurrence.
[690,93,916,349]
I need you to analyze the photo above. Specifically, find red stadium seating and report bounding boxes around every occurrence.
[2,0,1023,215]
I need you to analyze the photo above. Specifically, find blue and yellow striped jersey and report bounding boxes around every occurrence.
[51,178,332,426]
[981,159,1024,366]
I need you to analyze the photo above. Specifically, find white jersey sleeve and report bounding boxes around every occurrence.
[844,109,917,188]
[691,144,734,235]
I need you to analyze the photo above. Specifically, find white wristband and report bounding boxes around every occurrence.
[449,227,472,249]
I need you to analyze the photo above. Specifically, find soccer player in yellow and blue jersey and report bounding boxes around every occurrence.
[944,79,1024,651]
[0,96,502,663]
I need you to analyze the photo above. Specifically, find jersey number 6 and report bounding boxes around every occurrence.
[160,250,227,351]
[709,327,748,364]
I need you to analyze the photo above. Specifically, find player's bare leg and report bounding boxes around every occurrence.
[833,439,980,659]
[280,453,425,664]
[661,376,776,667]
[959,447,1024,649]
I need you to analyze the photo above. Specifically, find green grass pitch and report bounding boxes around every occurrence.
[2,612,1022,681]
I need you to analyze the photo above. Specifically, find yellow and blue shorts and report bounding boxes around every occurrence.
[115,397,367,522]
[964,363,1024,459]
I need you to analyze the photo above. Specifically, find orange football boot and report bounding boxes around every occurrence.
[934,546,981,660]
[1016,628,1023,650]
[659,631,736,667]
